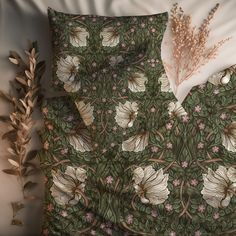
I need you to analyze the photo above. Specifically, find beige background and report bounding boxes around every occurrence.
[0,0,236,235]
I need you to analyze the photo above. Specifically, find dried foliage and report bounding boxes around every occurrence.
[0,42,45,226]
[168,3,229,86]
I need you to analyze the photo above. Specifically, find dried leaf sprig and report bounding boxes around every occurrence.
[0,42,45,225]
[169,3,229,86]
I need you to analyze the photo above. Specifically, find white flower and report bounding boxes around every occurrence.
[227,167,236,182]
[68,129,93,152]
[100,27,120,47]
[109,55,124,66]
[133,166,170,205]
[70,27,89,47]
[50,166,87,205]
[159,73,172,92]
[168,101,187,118]
[128,73,148,93]
[56,56,80,84]
[208,71,231,85]
[201,166,236,208]
[122,132,149,152]
[222,122,236,152]
[115,101,138,128]
[63,81,81,93]
[75,101,94,126]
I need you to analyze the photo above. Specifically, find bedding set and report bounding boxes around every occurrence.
[38,7,236,236]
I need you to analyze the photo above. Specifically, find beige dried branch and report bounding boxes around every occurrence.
[0,42,45,226]
[169,3,229,86]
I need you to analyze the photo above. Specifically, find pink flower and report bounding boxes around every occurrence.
[42,107,49,115]
[106,228,113,235]
[198,84,206,89]
[165,203,173,211]
[66,115,74,122]
[141,23,145,28]
[150,107,156,113]
[182,115,190,123]
[190,179,198,186]
[151,146,159,153]
[198,123,205,130]
[47,204,53,212]
[43,141,49,150]
[197,142,204,149]
[100,223,105,229]
[44,176,48,184]
[47,124,54,130]
[213,89,219,95]
[130,28,135,33]
[151,28,156,33]
[166,142,173,149]
[198,205,206,213]
[194,105,201,113]
[91,230,96,235]
[195,230,202,236]
[126,214,133,224]
[212,146,219,153]
[181,161,188,168]
[106,176,114,184]
[61,211,68,217]
[173,179,180,186]
[170,232,176,236]
[43,229,49,236]
[151,210,158,218]
[85,212,94,222]
[166,123,173,130]
[60,148,68,155]
[213,212,220,220]
[220,113,227,120]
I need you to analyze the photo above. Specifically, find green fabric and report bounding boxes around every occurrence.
[39,8,236,236]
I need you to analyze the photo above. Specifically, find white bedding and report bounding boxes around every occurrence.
[0,0,236,235]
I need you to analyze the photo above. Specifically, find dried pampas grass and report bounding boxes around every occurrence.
[167,3,230,86]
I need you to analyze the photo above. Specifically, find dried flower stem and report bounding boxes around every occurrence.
[0,42,45,225]
[169,3,229,86]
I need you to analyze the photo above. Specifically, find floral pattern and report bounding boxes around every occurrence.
[39,8,236,236]
[50,166,87,206]
[69,27,89,47]
[201,166,236,208]
[133,166,170,205]
[100,27,120,47]
[115,101,138,128]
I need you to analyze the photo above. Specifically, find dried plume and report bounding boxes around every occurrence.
[167,3,229,86]
[0,42,45,225]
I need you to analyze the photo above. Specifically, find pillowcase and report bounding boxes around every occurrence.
[41,7,173,236]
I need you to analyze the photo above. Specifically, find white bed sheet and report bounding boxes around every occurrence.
[0,0,236,235]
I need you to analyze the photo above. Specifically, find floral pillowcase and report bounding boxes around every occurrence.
[40,7,173,236]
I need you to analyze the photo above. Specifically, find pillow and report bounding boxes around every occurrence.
[41,7,236,235]
[41,7,174,236]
